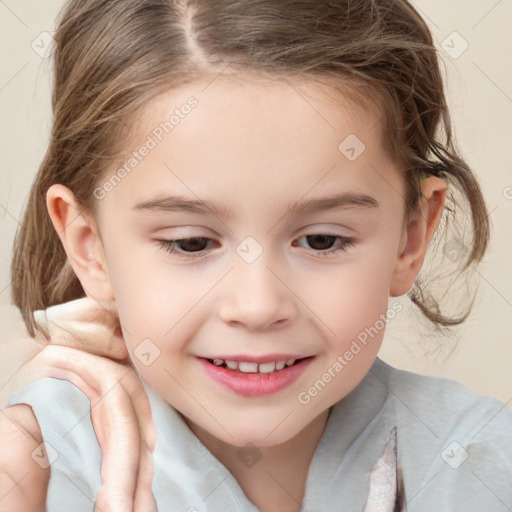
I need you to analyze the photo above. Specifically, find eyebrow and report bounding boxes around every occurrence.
[132,191,379,218]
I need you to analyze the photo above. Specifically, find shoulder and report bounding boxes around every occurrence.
[373,358,512,504]
[374,357,512,438]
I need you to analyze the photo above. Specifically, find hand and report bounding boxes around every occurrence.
[6,298,157,512]
[32,296,129,360]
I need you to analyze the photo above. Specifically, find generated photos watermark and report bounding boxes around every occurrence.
[297,301,403,405]
[93,96,199,200]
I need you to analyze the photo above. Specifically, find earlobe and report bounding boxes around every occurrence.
[389,176,448,297]
[46,184,114,302]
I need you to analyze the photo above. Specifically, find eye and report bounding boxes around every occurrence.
[156,237,218,259]
[155,233,355,260]
[293,234,355,256]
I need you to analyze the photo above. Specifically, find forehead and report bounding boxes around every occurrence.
[130,74,382,154]
[97,75,403,221]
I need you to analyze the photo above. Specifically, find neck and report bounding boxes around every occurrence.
[184,407,331,512]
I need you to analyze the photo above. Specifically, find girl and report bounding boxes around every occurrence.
[1,0,511,511]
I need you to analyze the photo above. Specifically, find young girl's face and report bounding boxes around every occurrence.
[95,75,408,447]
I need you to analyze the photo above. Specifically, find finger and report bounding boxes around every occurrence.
[34,297,128,360]
[117,362,157,452]
[34,297,114,332]
[19,359,141,512]
[42,348,156,452]
[9,345,115,408]
[132,440,157,512]
[29,346,150,441]
[13,346,156,510]
[91,386,156,512]
[114,364,157,510]
[34,347,156,509]
[93,389,140,512]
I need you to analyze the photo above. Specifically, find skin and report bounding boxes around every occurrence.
[40,75,445,511]
[0,301,157,512]
[0,405,48,512]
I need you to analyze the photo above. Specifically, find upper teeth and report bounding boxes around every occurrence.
[212,358,296,373]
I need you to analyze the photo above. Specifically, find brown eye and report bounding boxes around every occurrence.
[294,234,355,256]
[156,237,216,258]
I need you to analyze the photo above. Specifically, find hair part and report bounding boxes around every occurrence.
[11,0,490,341]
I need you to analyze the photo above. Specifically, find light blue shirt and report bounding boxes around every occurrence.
[7,357,512,511]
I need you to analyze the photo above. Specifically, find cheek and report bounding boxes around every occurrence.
[303,254,394,328]
[293,243,398,375]
[102,235,208,347]
[112,270,205,347]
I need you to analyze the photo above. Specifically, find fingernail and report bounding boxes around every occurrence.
[33,309,48,327]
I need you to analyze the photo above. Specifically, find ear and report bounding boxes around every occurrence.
[46,184,115,303]
[390,176,448,297]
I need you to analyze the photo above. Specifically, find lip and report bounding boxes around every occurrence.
[199,353,309,364]
[197,356,314,397]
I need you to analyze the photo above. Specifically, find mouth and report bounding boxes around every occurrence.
[198,356,315,397]
[204,356,313,374]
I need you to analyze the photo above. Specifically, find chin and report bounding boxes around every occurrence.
[227,417,309,448]
[190,413,301,448]
[225,432,295,449]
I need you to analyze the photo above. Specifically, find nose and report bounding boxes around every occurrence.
[218,255,298,331]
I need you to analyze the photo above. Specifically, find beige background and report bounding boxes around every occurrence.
[0,1,511,408]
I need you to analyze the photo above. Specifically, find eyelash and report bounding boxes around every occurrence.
[155,234,355,260]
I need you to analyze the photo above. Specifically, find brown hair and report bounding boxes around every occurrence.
[11,0,490,341]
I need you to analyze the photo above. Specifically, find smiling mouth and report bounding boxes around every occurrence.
[199,356,315,397]
[204,357,312,374]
